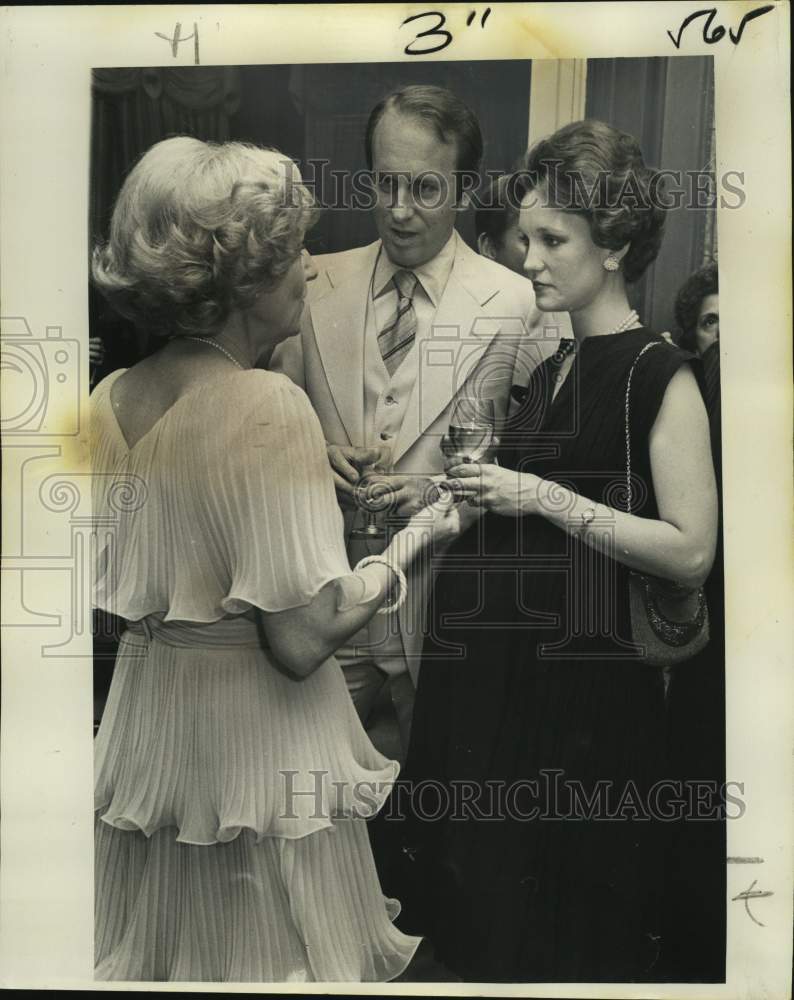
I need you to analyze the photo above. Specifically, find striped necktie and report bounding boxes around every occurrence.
[378,270,418,376]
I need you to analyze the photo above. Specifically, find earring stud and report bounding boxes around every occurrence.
[603,254,620,272]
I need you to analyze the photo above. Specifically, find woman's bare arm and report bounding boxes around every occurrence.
[449,366,718,588]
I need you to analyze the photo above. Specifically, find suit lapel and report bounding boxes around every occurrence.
[393,235,503,464]
[310,242,380,446]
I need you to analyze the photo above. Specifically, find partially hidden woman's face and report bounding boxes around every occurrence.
[480,216,529,275]
[695,292,719,356]
[253,248,318,344]
[518,186,614,313]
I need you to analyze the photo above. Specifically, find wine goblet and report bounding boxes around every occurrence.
[441,397,498,464]
[438,397,499,503]
[348,451,395,540]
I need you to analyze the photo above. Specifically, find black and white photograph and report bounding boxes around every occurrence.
[1,3,791,996]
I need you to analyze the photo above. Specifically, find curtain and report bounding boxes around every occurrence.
[585,56,716,334]
[291,61,533,255]
[90,67,241,244]
[89,67,242,375]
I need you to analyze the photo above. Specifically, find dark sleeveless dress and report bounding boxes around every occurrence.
[660,340,726,982]
[380,328,698,982]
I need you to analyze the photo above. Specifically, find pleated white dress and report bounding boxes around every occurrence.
[91,367,420,983]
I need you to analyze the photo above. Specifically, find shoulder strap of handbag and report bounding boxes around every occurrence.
[624,341,662,515]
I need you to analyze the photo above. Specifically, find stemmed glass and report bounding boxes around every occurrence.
[440,397,498,464]
[438,398,498,503]
[349,449,394,540]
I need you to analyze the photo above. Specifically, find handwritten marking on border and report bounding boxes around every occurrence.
[155,22,200,64]
[667,6,774,49]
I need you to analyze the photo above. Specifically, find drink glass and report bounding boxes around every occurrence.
[437,398,499,504]
[349,450,394,540]
[441,397,498,464]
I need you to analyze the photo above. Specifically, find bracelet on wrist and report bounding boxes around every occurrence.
[354,556,407,614]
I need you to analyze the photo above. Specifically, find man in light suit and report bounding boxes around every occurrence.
[273,85,565,760]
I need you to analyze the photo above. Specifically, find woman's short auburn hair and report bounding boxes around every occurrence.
[92,137,319,339]
[511,119,667,283]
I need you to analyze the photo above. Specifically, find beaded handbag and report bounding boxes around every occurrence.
[624,342,710,667]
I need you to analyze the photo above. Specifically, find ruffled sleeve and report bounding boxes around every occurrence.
[91,368,387,623]
[217,372,356,615]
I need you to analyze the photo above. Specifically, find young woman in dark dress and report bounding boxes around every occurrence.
[387,120,719,982]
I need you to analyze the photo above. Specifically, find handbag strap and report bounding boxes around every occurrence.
[624,341,662,515]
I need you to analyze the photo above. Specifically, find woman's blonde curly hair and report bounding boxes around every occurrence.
[92,136,319,338]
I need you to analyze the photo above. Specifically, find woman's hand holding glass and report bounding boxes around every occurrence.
[445,462,543,518]
[384,487,463,569]
[439,397,503,505]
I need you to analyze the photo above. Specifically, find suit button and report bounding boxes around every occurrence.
[380,431,392,441]
[385,395,397,405]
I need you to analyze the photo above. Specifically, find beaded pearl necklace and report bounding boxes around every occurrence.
[552,310,641,399]
[184,336,247,370]
[608,309,641,335]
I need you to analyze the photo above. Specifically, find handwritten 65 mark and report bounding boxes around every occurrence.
[667,5,774,49]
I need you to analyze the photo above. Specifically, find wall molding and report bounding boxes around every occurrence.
[527,59,588,147]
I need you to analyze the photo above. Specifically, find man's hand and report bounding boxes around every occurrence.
[326,444,391,508]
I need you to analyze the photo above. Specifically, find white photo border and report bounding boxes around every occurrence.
[1,3,791,996]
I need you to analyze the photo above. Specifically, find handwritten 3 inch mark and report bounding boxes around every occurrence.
[667,5,774,49]
[401,9,492,56]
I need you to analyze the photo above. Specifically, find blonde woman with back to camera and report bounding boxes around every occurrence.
[91,136,459,982]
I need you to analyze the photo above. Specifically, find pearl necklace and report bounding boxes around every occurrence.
[184,336,246,370]
[557,310,641,363]
[608,309,641,335]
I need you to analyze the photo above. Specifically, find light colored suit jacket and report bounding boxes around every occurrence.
[272,232,566,682]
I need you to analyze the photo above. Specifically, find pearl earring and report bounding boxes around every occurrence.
[603,254,620,272]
